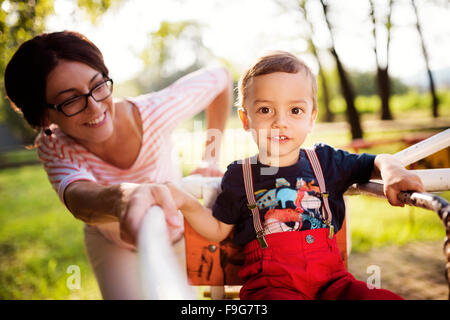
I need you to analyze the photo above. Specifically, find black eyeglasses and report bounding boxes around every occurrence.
[46,78,114,117]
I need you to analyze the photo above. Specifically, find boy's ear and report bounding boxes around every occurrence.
[309,109,318,132]
[238,108,249,130]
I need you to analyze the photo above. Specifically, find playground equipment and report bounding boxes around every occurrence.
[138,128,450,300]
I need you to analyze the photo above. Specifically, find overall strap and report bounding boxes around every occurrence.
[242,157,268,249]
[304,148,334,232]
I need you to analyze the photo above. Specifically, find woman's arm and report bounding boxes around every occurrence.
[64,181,122,224]
[192,72,232,176]
[65,181,181,245]
[166,182,234,242]
[372,154,425,207]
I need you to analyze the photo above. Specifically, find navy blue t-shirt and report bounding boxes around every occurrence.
[212,143,376,246]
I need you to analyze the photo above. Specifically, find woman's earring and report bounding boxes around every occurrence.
[44,128,52,136]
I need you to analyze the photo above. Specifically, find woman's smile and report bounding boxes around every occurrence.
[85,111,107,128]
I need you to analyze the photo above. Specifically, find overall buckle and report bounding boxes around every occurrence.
[256,231,268,249]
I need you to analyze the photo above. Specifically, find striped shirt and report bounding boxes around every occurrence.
[36,67,229,249]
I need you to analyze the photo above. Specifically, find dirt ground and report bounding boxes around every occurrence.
[348,240,448,300]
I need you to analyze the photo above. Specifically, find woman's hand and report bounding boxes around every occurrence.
[118,183,183,246]
[373,154,425,207]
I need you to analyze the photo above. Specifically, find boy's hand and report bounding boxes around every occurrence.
[374,154,425,207]
[190,161,223,177]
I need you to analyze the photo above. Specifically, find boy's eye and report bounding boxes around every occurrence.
[291,107,304,115]
[258,106,271,114]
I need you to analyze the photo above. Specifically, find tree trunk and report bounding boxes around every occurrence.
[318,65,334,122]
[411,0,439,117]
[331,49,363,139]
[369,0,393,120]
[320,0,363,139]
[377,66,392,120]
[299,1,334,122]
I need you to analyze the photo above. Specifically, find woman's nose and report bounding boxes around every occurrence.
[86,95,102,112]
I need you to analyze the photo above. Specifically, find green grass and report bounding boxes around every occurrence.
[347,193,447,253]
[0,166,101,299]
[0,148,38,164]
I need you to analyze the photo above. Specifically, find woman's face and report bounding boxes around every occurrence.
[45,60,115,145]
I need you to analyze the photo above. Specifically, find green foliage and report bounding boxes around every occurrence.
[0,0,55,142]
[77,0,116,24]
[135,20,212,93]
[349,71,409,96]
[115,18,217,126]
[326,90,450,120]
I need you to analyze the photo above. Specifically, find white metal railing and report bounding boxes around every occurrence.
[138,206,196,299]
[138,129,450,299]
[393,128,450,167]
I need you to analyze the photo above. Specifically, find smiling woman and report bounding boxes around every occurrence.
[4,30,232,299]
[44,61,118,150]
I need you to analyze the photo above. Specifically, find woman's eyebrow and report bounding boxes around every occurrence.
[56,72,101,97]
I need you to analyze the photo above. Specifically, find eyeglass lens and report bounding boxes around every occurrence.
[60,80,112,116]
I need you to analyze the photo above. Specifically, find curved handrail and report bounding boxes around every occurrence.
[393,128,450,167]
[138,206,195,299]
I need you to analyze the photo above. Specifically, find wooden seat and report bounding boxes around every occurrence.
[185,217,348,287]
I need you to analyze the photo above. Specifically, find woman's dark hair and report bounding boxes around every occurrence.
[4,30,109,129]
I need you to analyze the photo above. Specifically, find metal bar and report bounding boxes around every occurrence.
[398,190,450,299]
[348,181,450,297]
[138,206,196,299]
[413,169,450,192]
[393,128,450,166]
[179,175,221,200]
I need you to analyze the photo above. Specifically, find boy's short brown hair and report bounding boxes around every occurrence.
[237,51,318,112]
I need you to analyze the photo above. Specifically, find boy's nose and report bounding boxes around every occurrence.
[271,114,288,129]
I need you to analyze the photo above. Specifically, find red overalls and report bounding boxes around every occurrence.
[239,151,403,300]
[238,229,403,300]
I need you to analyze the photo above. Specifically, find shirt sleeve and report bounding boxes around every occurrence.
[315,143,376,194]
[131,67,230,133]
[36,133,97,206]
[212,162,247,225]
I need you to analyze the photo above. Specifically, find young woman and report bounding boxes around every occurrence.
[4,30,232,299]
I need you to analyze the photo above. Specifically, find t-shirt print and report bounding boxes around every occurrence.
[255,177,327,235]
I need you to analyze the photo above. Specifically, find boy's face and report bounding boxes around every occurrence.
[242,71,317,167]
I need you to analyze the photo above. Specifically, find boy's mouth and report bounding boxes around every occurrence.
[270,135,290,143]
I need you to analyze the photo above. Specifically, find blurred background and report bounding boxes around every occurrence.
[0,0,449,299]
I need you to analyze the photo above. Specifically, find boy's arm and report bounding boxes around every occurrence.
[166,182,234,242]
[372,154,425,207]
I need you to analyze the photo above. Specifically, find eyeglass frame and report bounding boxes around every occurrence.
[45,78,114,117]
